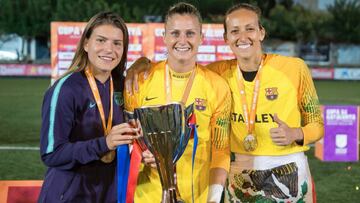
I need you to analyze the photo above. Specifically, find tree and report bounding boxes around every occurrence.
[1,0,359,62]
[264,3,330,43]
[0,0,52,61]
[326,0,360,43]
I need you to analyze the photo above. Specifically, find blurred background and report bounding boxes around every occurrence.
[0,0,359,202]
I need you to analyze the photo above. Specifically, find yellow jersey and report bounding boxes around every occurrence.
[207,54,324,155]
[124,60,231,202]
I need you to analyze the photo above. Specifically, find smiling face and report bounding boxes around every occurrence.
[84,24,124,76]
[224,8,265,60]
[164,14,202,67]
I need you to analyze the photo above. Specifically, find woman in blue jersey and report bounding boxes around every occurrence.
[38,12,138,202]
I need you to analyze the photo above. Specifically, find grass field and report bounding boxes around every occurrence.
[0,78,360,202]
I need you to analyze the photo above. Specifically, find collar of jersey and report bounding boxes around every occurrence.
[169,68,192,80]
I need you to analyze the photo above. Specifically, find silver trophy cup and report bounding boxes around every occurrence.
[133,103,193,203]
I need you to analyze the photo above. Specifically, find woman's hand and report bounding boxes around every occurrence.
[106,123,139,150]
[270,114,304,146]
[125,56,151,95]
[142,150,157,168]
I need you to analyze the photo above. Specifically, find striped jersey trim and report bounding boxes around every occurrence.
[46,74,72,153]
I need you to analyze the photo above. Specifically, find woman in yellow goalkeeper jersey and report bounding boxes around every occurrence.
[124,2,231,203]
[207,4,324,202]
[126,2,324,203]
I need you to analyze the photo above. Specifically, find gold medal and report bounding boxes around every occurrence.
[236,55,266,153]
[85,68,114,163]
[243,134,257,152]
[101,151,115,163]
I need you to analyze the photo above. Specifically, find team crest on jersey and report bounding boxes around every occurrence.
[114,92,124,106]
[195,98,207,111]
[265,87,278,100]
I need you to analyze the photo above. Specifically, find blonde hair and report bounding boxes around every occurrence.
[165,2,202,31]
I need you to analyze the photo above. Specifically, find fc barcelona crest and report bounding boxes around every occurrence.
[195,98,207,111]
[265,87,278,100]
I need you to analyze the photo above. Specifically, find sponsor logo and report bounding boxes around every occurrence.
[335,134,348,155]
[265,87,278,100]
[334,68,360,80]
[311,68,334,79]
[145,96,158,101]
[232,113,274,123]
[194,98,207,111]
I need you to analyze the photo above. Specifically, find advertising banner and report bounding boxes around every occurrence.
[51,22,149,83]
[50,22,234,83]
[148,23,234,64]
[334,68,360,80]
[51,22,85,82]
[315,105,359,162]
[0,64,51,76]
[125,23,149,66]
[311,67,334,79]
[202,24,234,62]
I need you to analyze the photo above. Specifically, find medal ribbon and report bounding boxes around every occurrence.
[118,145,130,203]
[85,68,113,135]
[85,68,130,202]
[125,142,140,203]
[235,56,265,135]
[165,62,198,203]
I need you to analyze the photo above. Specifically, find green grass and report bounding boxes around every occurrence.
[314,80,360,105]
[307,148,360,201]
[0,150,45,179]
[0,78,49,179]
[0,78,359,201]
[0,78,50,146]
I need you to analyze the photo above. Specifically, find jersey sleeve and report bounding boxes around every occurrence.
[40,81,109,170]
[124,63,157,112]
[206,60,231,76]
[208,73,231,172]
[297,59,324,145]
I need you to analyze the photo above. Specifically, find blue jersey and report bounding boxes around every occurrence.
[38,71,124,203]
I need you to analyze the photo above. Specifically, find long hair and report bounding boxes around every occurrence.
[65,11,129,92]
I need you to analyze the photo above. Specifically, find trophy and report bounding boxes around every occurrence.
[132,102,193,203]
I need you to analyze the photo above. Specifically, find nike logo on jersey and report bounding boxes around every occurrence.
[89,101,96,108]
[145,96,158,101]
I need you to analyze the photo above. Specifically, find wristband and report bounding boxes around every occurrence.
[207,184,223,203]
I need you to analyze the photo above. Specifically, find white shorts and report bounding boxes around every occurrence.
[225,152,315,203]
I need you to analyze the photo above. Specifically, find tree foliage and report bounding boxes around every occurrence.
[264,4,331,42]
[0,0,359,45]
[0,0,52,39]
[326,0,360,43]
